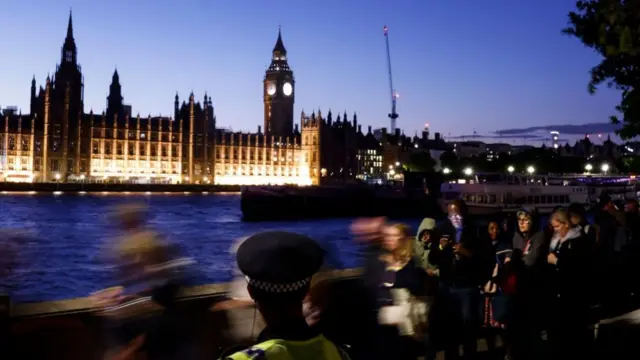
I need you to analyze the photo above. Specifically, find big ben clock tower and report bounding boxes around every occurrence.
[264,28,295,138]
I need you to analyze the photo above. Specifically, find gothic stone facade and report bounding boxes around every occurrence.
[0,13,319,186]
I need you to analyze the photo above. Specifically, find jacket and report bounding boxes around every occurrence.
[414,218,439,273]
[432,218,493,287]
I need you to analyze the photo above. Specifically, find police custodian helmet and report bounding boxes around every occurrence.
[236,231,325,294]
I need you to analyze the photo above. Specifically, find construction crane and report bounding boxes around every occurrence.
[383,25,399,133]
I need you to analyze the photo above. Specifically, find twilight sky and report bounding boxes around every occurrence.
[0,0,622,145]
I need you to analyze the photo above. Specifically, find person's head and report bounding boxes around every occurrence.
[112,203,147,230]
[448,199,468,218]
[417,218,436,244]
[550,208,572,238]
[516,209,533,233]
[237,231,324,323]
[568,203,587,226]
[599,193,613,210]
[488,221,500,240]
[382,223,412,262]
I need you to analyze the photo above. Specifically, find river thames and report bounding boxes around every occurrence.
[0,193,424,303]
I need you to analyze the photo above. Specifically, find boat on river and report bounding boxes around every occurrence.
[440,173,592,215]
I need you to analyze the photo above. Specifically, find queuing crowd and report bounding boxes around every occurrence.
[3,195,640,360]
[353,195,640,360]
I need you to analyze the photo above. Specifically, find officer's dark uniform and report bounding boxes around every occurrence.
[221,231,350,360]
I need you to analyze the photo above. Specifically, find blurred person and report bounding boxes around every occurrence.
[543,208,592,360]
[94,203,197,360]
[0,229,31,352]
[220,231,350,360]
[361,223,428,360]
[431,199,493,360]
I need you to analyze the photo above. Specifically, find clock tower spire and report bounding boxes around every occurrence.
[62,9,77,65]
[263,28,295,138]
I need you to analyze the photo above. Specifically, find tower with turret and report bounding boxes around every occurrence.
[300,110,321,185]
[263,29,295,138]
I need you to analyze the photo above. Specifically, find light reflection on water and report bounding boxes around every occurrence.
[0,193,424,303]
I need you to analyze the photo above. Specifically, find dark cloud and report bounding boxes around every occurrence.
[494,122,621,135]
[449,134,545,140]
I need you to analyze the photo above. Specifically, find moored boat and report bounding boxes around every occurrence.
[439,173,591,215]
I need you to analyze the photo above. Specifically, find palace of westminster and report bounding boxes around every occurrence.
[1,13,456,186]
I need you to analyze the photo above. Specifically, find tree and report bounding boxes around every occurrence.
[405,151,437,172]
[564,0,640,139]
[439,150,458,169]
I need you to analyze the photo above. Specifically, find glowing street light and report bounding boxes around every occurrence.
[526,166,535,175]
[389,169,396,176]
[54,173,61,181]
[463,167,473,176]
[507,165,515,174]
[395,161,400,167]
[601,163,610,174]
[443,167,451,174]
[585,164,593,172]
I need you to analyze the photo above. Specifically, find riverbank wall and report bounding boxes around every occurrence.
[8,268,362,359]
[0,182,240,193]
[5,267,633,359]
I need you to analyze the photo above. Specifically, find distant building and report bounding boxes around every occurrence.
[0,12,319,185]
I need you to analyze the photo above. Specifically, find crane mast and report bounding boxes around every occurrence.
[383,25,399,133]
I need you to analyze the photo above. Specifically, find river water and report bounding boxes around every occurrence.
[0,193,425,303]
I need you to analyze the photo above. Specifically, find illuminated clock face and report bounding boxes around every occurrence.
[283,82,293,96]
[266,82,276,96]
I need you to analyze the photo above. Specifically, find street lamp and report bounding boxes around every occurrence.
[585,164,593,172]
[395,162,400,167]
[463,167,473,176]
[54,173,61,182]
[526,166,535,175]
[507,165,515,174]
[601,163,610,174]
[443,167,451,174]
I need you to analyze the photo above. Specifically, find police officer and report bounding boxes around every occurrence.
[221,231,350,360]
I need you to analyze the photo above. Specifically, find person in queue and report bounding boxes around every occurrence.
[568,203,597,247]
[543,208,591,360]
[480,220,510,358]
[507,208,546,360]
[593,193,629,309]
[362,223,428,360]
[414,217,440,278]
[431,199,493,359]
[220,231,350,360]
[414,218,441,360]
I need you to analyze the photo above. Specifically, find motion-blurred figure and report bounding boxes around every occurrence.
[92,203,196,360]
[0,229,30,351]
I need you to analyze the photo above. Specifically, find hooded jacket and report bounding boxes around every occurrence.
[414,218,439,273]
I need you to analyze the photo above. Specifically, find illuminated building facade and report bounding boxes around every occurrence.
[0,13,323,185]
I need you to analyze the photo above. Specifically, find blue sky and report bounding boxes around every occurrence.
[0,0,622,145]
